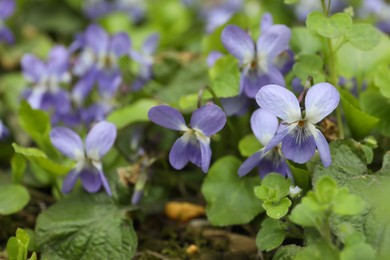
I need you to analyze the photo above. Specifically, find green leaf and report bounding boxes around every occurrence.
[18,101,57,155]
[201,156,263,226]
[11,154,27,184]
[332,188,365,215]
[273,245,302,260]
[292,54,325,83]
[339,89,379,140]
[346,24,381,51]
[107,99,159,129]
[263,197,292,219]
[294,239,339,260]
[284,0,298,3]
[6,228,31,260]
[360,90,390,137]
[314,176,337,204]
[35,192,138,259]
[255,173,292,202]
[238,134,262,157]
[13,143,74,176]
[256,218,285,251]
[289,192,324,228]
[206,55,240,99]
[374,65,390,99]
[306,12,352,39]
[0,184,30,215]
[291,27,323,55]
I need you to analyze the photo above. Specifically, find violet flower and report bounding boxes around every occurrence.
[238,109,291,179]
[0,120,9,139]
[148,104,226,173]
[256,83,340,167]
[50,121,116,195]
[130,33,159,91]
[72,25,130,104]
[0,0,15,44]
[21,46,71,115]
[358,0,390,34]
[221,23,291,98]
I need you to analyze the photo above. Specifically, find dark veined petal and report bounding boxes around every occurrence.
[305,82,340,124]
[256,84,301,123]
[250,109,279,146]
[281,124,316,164]
[50,127,84,160]
[62,170,80,193]
[190,104,226,136]
[238,150,265,177]
[221,25,255,64]
[148,105,189,131]
[169,133,191,170]
[80,167,102,193]
[86,121,117,160]
[258,151,291,179]
[308,124,332,167]
[257,24,291,63]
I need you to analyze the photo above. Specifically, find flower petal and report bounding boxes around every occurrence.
[258,152,291,179]
[207,51,223,68]
[169,134,191,170]
[80,168,102,193]
[142,33,159,55]
[148,105,188,131]
[97,70,122,98]
[109,32,131,56]
[99,170,112,196]
[260,12,273,33]
[0,27,14,44]
[26,88,45,110]
[50,127,84,160]
[238,150,264,177]
[281,125,316,164]
[21,54,46,83]
[72,68,98,104]
[257,24,291,62]
[251,108,279,146]
[256,84,301,123]
[220,94,249,116]
[263,123,293,154]
[221,25,255,64]
[86,121,117,160]
[309,124,332,167]
[305,82,340,124]
[62,170,79,193]
[85,24,109,53]
[47,46,69,77]
[0,0,15,19]
[196,134,212,173]
[190,104,226,136]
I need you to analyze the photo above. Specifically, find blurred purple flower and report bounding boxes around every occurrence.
[0,120,9,139]
[256,83,340,167]
[84,0,145,23]
[238,109,291,179]
[358,0,390,34]
[0,0,15,44]
[130,33,159,91]
[72,25,131,104]
[293,0,345,21]
[221,23,291,98]
[148,104,226,173]
[21,46,71,115]
[50,121,116,195]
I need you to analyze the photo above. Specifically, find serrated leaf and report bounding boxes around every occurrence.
[346,24,381,51]
[35,192,137,259]
[339,89,379,140]
[107,99,159,129]
[13,143,74,176]
[0,184,30,215]
[256,218,285,251]
[238,134,262,157]
[201,156,263,226]
[306,12,352,38]
[263,197,291,219]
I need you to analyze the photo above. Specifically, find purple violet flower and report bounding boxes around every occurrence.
[0,0,15,44]
[130,33,159,91]
[221,23,291,98]
[21,46,71,114]
[148,104,226,173]
[358,0,390,34]
[72,25,131,104]
[0,120,9,139]
[238,109,291,179]
[50,121,117,195]
[256,83,340,167]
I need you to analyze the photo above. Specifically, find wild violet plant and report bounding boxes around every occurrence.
[0,0,14,44]
[2,0,390,259]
